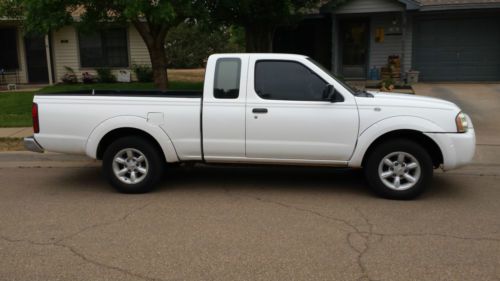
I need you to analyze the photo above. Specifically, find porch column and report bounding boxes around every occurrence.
[44,34,53,85]
[330,13,338,74]
[400,11,407,82]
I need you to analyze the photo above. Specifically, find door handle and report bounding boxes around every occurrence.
[252,108,268,114]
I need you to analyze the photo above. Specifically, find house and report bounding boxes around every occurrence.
[274,0,500,81]
[0,20,152,85]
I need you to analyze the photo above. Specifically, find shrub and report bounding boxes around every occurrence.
[82,72,96,84]
[132,64,153,82]
[96,68,116,83]
[380,78,396,92]
[61,66,78,84]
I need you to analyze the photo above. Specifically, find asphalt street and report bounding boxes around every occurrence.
[0,83,499,281]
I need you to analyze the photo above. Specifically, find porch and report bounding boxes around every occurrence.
[0,22,54,87]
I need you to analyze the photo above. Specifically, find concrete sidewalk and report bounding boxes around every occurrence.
[0,127,33,138]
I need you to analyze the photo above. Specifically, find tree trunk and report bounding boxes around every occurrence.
[245,24,275,53]
[133,21,169,90]
[147,42,169,90]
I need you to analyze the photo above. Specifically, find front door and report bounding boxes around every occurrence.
[340,19,369,79]
[25,35,49,83]
[245,58,359,163]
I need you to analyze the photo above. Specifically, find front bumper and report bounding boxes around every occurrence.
[425,128,476,170]
[24,136,44,153]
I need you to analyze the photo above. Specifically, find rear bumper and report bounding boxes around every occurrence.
[425,128,476,170]
[24,136,44,153]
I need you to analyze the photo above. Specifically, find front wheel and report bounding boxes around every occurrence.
[364,139,433,200]
[103,136,164,193]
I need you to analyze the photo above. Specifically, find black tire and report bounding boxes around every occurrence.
[364,139,433,200]
[103,136,164,194]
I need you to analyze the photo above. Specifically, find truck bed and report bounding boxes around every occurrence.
[34,90,203,161]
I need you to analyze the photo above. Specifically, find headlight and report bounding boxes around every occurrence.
[456,112,468,133]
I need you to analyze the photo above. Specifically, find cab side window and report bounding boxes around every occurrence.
[255,60,327,101]
[214,58,241,99]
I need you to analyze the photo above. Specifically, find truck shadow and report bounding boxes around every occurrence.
[161,164,462,200]
[51,165,462,199]
[162,164,370,196]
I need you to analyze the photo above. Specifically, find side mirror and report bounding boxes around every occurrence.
[322,84,344,103]
[322,84,334,100]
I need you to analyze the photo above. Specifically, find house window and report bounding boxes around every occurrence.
[0,28,19,70]
[78,28,129,68]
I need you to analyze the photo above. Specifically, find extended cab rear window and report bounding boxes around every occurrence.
[214,58,241,99]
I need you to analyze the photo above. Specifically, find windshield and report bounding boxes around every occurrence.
[307,58,358,95]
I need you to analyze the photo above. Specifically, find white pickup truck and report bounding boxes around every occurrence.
[24,54,475,199]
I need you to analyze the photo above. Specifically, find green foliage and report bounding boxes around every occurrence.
[228,25,246,47]
[132,64,153,82]
[210,0,319,25]
[166,23,244,68]
[0,0,73,35]
[96,68,116,83]
[0,0,186,34]
[207,0,322,51]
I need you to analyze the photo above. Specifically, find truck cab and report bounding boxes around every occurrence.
[202,54,359,164]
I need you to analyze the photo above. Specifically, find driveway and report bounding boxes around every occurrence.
[413,83,500,145]
[0,83,499,281]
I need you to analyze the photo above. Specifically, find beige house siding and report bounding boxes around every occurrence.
[51,25,152,83]
[128,26,151,66]
[51,26,80,83]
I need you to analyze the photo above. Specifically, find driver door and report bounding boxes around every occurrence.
[245,59,359,162]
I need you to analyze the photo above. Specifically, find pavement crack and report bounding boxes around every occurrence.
[366,231,500,243]
[351,208,382,281]
[235,193,381,281]
[55,242,166,281]
[243,195,360,233]
[0,201,165,281]
[0,234,54,247]
[54,201,153,243]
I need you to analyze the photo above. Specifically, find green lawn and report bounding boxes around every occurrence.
[0,81,203,127]
[0,92,35,127]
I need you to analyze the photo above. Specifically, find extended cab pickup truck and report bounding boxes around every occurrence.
[24,54,475,199]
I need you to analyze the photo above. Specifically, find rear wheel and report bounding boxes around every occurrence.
[103,136,164,193]
[364,139,433,200]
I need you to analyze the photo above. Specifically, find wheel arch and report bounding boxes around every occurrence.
[349,116,447,168]
[85,116,179,163]
[96,128,164,161]
[360,129,443,169]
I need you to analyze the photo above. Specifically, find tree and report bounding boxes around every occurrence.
[208,0,322,53]
[0,0,199,90]
[166,23,243,68]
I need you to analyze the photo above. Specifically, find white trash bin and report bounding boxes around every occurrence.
[117,70,131,83]
[406,71,420,84]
